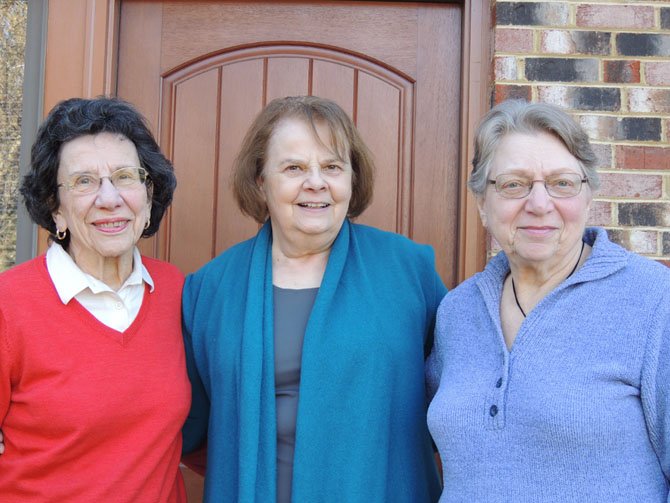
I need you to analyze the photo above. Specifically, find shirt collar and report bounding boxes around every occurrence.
[46,243,155,305]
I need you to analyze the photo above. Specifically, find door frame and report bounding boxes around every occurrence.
[39,0,491,281]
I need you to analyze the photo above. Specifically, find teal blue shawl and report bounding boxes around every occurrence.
[182,220,445,502]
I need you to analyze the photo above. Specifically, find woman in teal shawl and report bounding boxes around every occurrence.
[182,96,446,502]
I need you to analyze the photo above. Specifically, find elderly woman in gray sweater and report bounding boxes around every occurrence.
[427,100,670,502]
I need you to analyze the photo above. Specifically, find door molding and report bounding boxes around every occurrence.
[39,0,491,281]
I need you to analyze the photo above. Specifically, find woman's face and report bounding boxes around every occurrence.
[259,118,353,253]
[53,132,151,271]
[477,131,592,269]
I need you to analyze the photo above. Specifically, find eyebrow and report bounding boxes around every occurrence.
[69,165,136,174]
[496,168,582,177]
[280,157,345,165]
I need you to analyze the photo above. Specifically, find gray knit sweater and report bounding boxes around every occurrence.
[426,227,670,502]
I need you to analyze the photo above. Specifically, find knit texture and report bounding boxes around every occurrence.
[0,255,190,502]
[426,227,670,502]
[182,219,446,502]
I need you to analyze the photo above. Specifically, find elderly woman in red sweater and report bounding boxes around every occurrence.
[0,97,190,502]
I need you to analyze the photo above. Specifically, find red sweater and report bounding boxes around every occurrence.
[0,255,190,502]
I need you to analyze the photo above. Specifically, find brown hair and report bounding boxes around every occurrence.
[233,96,375,223]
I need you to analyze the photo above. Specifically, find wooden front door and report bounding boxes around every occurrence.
[116,1,463,287]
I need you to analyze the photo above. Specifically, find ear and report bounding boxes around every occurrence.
[476,195,488,228]
[52,210,67,233]
[256,175,266,200]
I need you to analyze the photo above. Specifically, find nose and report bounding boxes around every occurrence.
[524,181,553,213]
[95,177,123,208]
[303,166,326,190]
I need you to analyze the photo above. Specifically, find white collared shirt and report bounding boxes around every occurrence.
[46,243,155,332]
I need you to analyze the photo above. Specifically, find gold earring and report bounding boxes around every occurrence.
[144,218,150,230]
[56,228,67,240]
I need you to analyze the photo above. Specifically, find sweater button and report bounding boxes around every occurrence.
[495,378,503,388]
[489,405,498,417]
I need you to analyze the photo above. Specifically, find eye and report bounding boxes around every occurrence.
[284,164,302,173]
[72,174,97,188]
[499,178,525,190]
[548,177,576,189]
[323,164,342,173]
[115,170,134,181]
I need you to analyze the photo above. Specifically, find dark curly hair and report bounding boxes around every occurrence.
[20,96,176,249]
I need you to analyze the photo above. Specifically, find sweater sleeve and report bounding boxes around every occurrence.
[425,295,447,402]
[181,272,210,454]
[423,252,448,359]
[640,290,670,495]
[0,310,11,426]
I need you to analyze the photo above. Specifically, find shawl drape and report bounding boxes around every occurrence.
[182,220,445,502]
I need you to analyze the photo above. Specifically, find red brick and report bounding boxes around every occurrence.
[599,172,662,199]
[615,146,670,171]
[587,200,612,226]
[604,60,640,84]
[494,84,531,104]
[495,28,534,53]
[628,88,670,114]
[576,5,654,29]
[657,260,670,268]
[645,62,670,86]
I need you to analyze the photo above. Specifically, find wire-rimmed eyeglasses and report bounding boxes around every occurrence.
[58,167,149,195]
[487,173,588,199]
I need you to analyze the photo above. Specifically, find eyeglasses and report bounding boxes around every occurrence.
[487,173,588,199]
[58,167,149,195]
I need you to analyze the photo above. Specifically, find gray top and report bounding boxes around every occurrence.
[273,286,318,503]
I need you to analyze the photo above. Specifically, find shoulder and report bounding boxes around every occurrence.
[347,223,445,300]
[0,256,46,295]
[189,234,256,281]
[349,223,435,260]
[437,273,481,310]
[183,233,259,305]
[142,256,185,287]
[588,227,670,290]
[142,256,184,277]
[622,253,670,292]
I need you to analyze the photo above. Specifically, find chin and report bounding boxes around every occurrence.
[512,243,558,263]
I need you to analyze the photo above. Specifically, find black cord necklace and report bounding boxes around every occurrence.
[511,240,585,318]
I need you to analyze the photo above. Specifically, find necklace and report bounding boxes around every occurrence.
[511,240,585,318]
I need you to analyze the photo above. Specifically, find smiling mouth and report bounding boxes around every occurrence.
[94,221,128,229]
[298,202,330,208]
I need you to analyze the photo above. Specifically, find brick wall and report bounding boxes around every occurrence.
[0,0,27,272]
[493,0,670,265]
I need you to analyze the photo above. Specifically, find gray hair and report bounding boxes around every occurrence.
[469,100,600,195]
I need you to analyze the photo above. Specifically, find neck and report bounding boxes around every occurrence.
[509,240,588,317]
[271,243,330,289]
[510,241,585,289]
[68,247,135,291]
